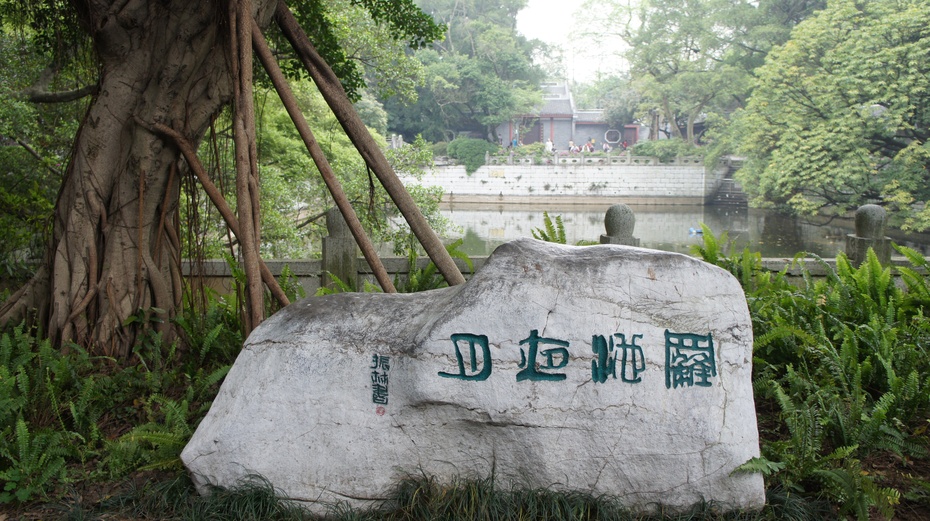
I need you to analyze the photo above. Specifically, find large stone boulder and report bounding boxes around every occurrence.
[182,239,764,513]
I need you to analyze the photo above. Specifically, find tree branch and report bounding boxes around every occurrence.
[23,83,99,104]
[233,0,265,333]
[14,138,62,177]
[17,51,97,104]
[140,118,291,309]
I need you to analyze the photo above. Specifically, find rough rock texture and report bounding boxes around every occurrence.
[182,239,764,512]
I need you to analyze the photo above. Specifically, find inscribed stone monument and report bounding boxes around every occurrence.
[182,239,764,513]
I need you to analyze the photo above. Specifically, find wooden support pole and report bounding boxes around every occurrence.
[251,20,396,293]
[273,1,466,286]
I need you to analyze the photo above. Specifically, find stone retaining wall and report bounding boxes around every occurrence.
[414,159,728,205]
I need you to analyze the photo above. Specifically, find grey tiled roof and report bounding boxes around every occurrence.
[541,83,569,97]
[509,82,606,120]
[540,98,573,116]
[575,110,605,122]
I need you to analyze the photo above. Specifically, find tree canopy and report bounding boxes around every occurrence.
[733,0,930,228]
[382,0,543,142]
[596,0,824,142]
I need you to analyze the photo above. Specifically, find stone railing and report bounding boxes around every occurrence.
[484,151,706,167]
[185,204,902,297]
[184,251,919,299]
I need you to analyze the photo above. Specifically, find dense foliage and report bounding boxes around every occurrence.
[382,0,544,142]
[694,228,930,519]
[268,0,444,102]
[587,0,824,142]
[631,139,704,163]
[733,0,930,229]
[581,0,930,230]
[0,23,92,281]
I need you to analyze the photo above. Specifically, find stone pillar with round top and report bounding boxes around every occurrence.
[600,204,640,246]
[845,204,891,266]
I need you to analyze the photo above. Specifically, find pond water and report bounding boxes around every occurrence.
[439,203,930,258]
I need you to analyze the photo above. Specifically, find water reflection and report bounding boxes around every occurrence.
[440,203,930,258]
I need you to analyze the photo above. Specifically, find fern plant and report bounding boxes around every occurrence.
[695,227,930,517]
[104,392,199,476]
[0,420,69,503]
[394,239,473,293]
[175,288,243,371]
[316,271,358,295]
[531,212,566,244]
[267,264,305,314]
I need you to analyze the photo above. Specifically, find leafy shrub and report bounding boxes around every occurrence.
[105,393,200,475]
[631,138,704,162]
[0,420,69,503]
[446,137,498,174]
[0,326,90,502]
[517,142,547,163]
[393,239,472,293]
[695,228,930,519]
[430,140,448,157]
[0,288,245,503]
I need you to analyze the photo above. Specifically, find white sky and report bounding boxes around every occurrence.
[515,0,574,44]
[516,0,627,83]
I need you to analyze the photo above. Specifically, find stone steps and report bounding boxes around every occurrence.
[710,164,748,207]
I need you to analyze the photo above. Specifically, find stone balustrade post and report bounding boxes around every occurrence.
[322,207,359,290]
[846,204,891,267]
[600,204,640,246]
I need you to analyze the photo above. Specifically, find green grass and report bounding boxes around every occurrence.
[35,473,831,521]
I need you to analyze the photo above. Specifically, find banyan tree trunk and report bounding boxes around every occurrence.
[0,0,276,356]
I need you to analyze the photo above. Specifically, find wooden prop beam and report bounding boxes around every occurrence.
[273,0,466,286]
[251,20,396,293]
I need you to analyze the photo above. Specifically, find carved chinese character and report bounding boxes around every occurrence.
[591,333,644,383]
[591,334,616,383]
[371,383,389,404]
[517,329,569,381]
[438,334,492,381]
[617,333,645,383]
[370,354,390,371]
[370,353,391,405]
[664,330,716,389]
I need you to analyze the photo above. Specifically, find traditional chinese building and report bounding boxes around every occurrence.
[496,82,642,151]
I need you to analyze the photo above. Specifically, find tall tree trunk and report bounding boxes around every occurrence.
[662,96,684,140]
[686,101,707,145]
[1,0,275,356]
